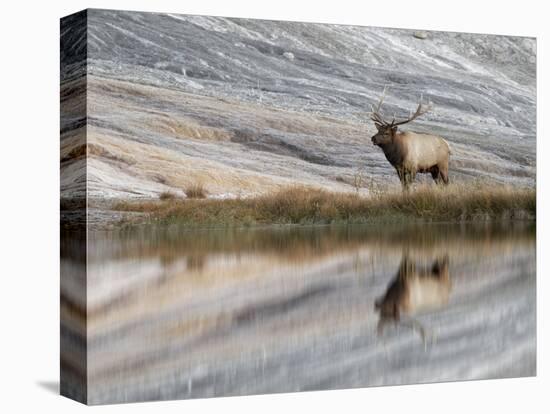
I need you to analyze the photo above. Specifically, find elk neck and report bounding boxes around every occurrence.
[378,132,406,167]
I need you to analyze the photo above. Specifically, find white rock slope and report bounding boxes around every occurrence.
[62,10,536,200]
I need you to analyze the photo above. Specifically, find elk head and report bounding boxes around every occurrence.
[370,88,432,147]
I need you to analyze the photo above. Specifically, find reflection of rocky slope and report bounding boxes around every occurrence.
[61,9,536,200]
[70,223,535,404]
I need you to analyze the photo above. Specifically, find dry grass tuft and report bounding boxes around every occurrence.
[113,182,535,227]
[185,183,207,199]
[159,191,178,201]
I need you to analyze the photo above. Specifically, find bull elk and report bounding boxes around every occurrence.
[375,254,451,345]
[370,90,451,190]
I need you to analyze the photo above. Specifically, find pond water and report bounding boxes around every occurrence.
[62,222,536,404]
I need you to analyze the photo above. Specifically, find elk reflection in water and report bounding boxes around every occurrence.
[375,254,451,345]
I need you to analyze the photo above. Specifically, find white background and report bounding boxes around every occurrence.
[0,0,547,412]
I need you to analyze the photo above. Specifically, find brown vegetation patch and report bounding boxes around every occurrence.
[61,143,135,165]
[113,183,535,227]
[148,116,232,142]
[159,192,179,201]
[185,183,208,199]
[60,144,87,163]
[87,143,135,165]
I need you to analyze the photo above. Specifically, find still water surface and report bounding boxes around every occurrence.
[67,222,536,404]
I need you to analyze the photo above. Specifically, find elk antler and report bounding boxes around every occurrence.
[370,90,433,128]
[391,95,432,127]
[370,86,390,127]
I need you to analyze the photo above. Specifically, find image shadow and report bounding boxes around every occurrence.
[36,380,59,395]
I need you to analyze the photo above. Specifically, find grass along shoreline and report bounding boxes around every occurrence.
[111,183,536,228]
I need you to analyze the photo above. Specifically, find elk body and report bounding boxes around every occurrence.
[370,91,451,189]
[375,255,451,342]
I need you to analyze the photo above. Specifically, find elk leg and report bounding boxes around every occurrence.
[403,170,414,190]
[402,318,436,349]
[402,175,410,191]
[439,167,449,185]
[396,168,407,189]
[431,167,442,184]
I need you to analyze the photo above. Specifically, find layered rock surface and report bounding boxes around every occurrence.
[61,10,536,200]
